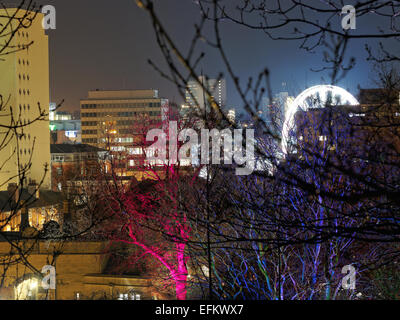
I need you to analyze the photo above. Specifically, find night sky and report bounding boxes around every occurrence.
[34,0,393,113]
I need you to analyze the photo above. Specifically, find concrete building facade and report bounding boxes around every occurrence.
[80,90,168,177]
[0,8,51,190]
[81,90,167,147]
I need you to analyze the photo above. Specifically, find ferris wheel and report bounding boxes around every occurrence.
[281,85,359,155]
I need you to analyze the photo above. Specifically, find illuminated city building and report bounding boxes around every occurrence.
[0,8,51,190]
[49,107,81,144]
[81,90,167,147]
[0,182,63,232]
[80,90,168,177]
[227,109,236,122]
[50,144,109,193]
[185,76,226,111]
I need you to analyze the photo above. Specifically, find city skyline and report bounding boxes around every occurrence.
[26,0,390,114]
[0,0,400,306]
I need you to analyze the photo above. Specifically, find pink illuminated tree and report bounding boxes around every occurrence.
[120,170,192,300]
[101,104,199,300]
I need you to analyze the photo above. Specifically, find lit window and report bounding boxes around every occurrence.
[129,147,143,155]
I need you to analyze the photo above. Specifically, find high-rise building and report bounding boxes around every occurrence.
[81,89,167,147]
[273,92,295,118]
[259,92,295,129]
[227,109,236,122]
[0,8,51,190]
[185,76,226,111]
[80,90,168,177]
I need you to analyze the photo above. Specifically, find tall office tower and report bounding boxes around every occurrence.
[273,92,295,118]
[81,90,168,176]
[185,76,227,111]
[263,92,295,128]
[0,8,51,190]
[227,109,236,122]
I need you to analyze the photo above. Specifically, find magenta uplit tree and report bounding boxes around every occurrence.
[103,105,197,300]
[118,167,191,300]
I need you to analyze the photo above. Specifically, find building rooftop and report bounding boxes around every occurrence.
[85,89,159,100]
[51,144,107,154]
[0,189,64,211]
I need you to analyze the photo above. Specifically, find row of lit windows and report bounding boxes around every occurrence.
[81,104,96,109]
[52,153,99,162]
[82,111,161,118]
[0,207,59,232]
[82,121,97,126]
[114,137,134,143]
[82,130,97,135]
[81,113,97,118]
[82,138,98,143]
[81,102,162,109]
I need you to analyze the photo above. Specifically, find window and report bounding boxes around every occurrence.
[116,137,133,143]
[52,155,64,162]
[110,146,125,152]
[129,147,143,155]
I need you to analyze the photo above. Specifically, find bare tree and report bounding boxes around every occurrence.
[128,0,400,299]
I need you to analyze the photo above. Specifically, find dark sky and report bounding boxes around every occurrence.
[35,0,391,113]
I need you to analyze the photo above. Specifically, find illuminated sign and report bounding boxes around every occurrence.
[65,131,77,138]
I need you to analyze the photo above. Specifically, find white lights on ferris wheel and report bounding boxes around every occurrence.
[281,85,359,155]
